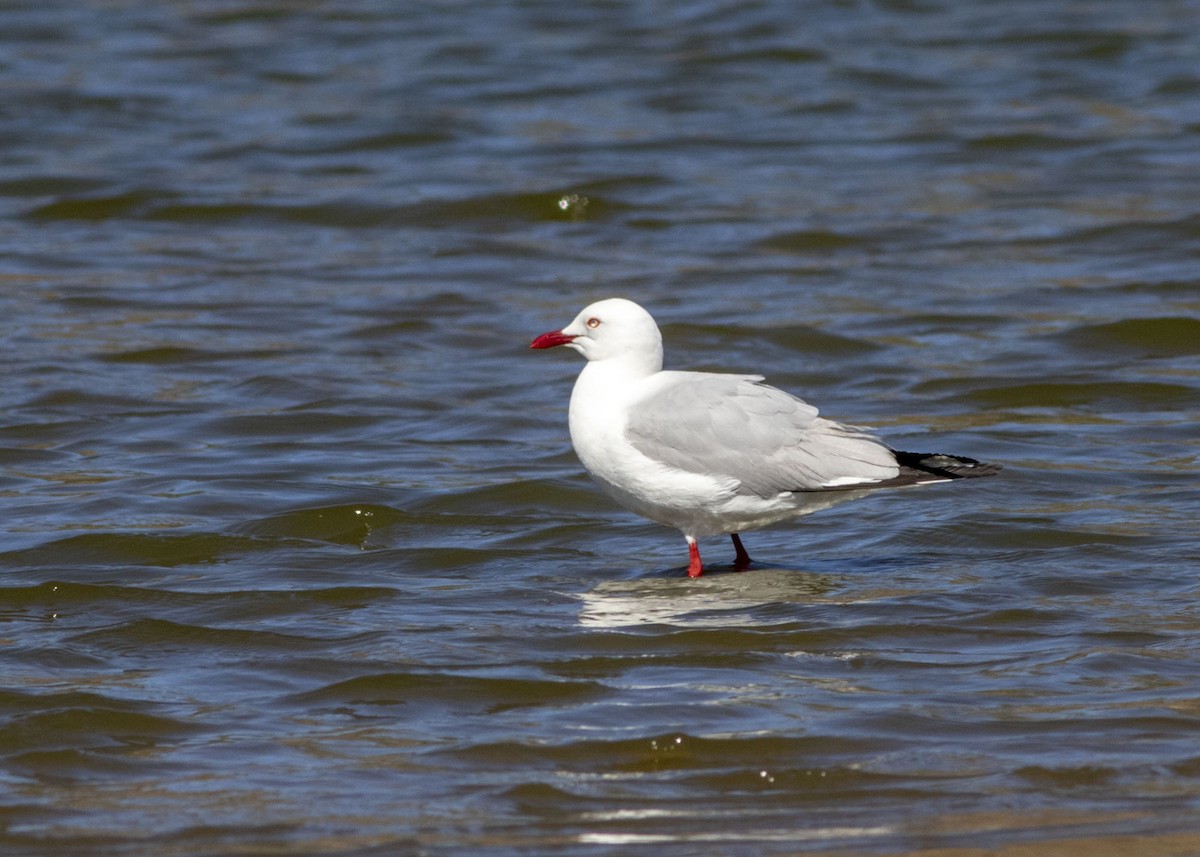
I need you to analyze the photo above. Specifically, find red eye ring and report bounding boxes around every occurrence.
[586,317,601,329]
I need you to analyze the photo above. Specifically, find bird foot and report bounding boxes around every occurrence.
[731,533,752,571]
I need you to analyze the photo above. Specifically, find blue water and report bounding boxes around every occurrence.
[2,1,1199,854]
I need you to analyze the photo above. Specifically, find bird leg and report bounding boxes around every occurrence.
[730,533,752,570]
[686,537,704,578]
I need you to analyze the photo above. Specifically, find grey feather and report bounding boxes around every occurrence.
[624,372,899,497]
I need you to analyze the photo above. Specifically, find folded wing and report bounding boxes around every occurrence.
[624,372,901,497]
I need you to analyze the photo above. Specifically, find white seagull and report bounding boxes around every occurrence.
[530,298,1000,578]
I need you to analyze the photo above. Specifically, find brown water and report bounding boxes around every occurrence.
[2,1,1200,854]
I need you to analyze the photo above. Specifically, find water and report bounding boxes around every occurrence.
[2,0,1199,854]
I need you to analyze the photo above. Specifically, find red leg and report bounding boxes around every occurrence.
[731,533,752,570]
[686,538,703,578]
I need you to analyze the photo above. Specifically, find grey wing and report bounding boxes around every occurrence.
[624,372,900,496]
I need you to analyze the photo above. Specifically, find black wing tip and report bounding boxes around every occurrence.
[895,450,1003,480]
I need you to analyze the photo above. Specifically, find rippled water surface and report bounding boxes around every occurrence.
[2,1,1200,854]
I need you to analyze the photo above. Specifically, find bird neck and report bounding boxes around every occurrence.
[571,351,660,414]
[585,343,663,381]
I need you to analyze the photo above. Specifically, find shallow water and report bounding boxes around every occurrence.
[2,1,1200,854]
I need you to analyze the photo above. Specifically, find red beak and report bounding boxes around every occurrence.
[530,330,577,349]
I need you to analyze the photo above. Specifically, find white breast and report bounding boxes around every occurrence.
[567,362,736,532]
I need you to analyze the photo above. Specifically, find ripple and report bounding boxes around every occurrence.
[67,618,343,655]
[292,672,604,714]
[956,380,1198,411]
[24,190,625,228]
[235,504,407,546]
[0,532,266,570]
[1057,317,1200,358]
[0,689,201,780]
[754,228,871,253]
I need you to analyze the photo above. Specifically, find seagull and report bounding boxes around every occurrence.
[530,298,1000,578]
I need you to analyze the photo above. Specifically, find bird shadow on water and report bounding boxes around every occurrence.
[576,564,846,629]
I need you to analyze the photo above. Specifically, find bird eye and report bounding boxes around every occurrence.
[586,317,601,329]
